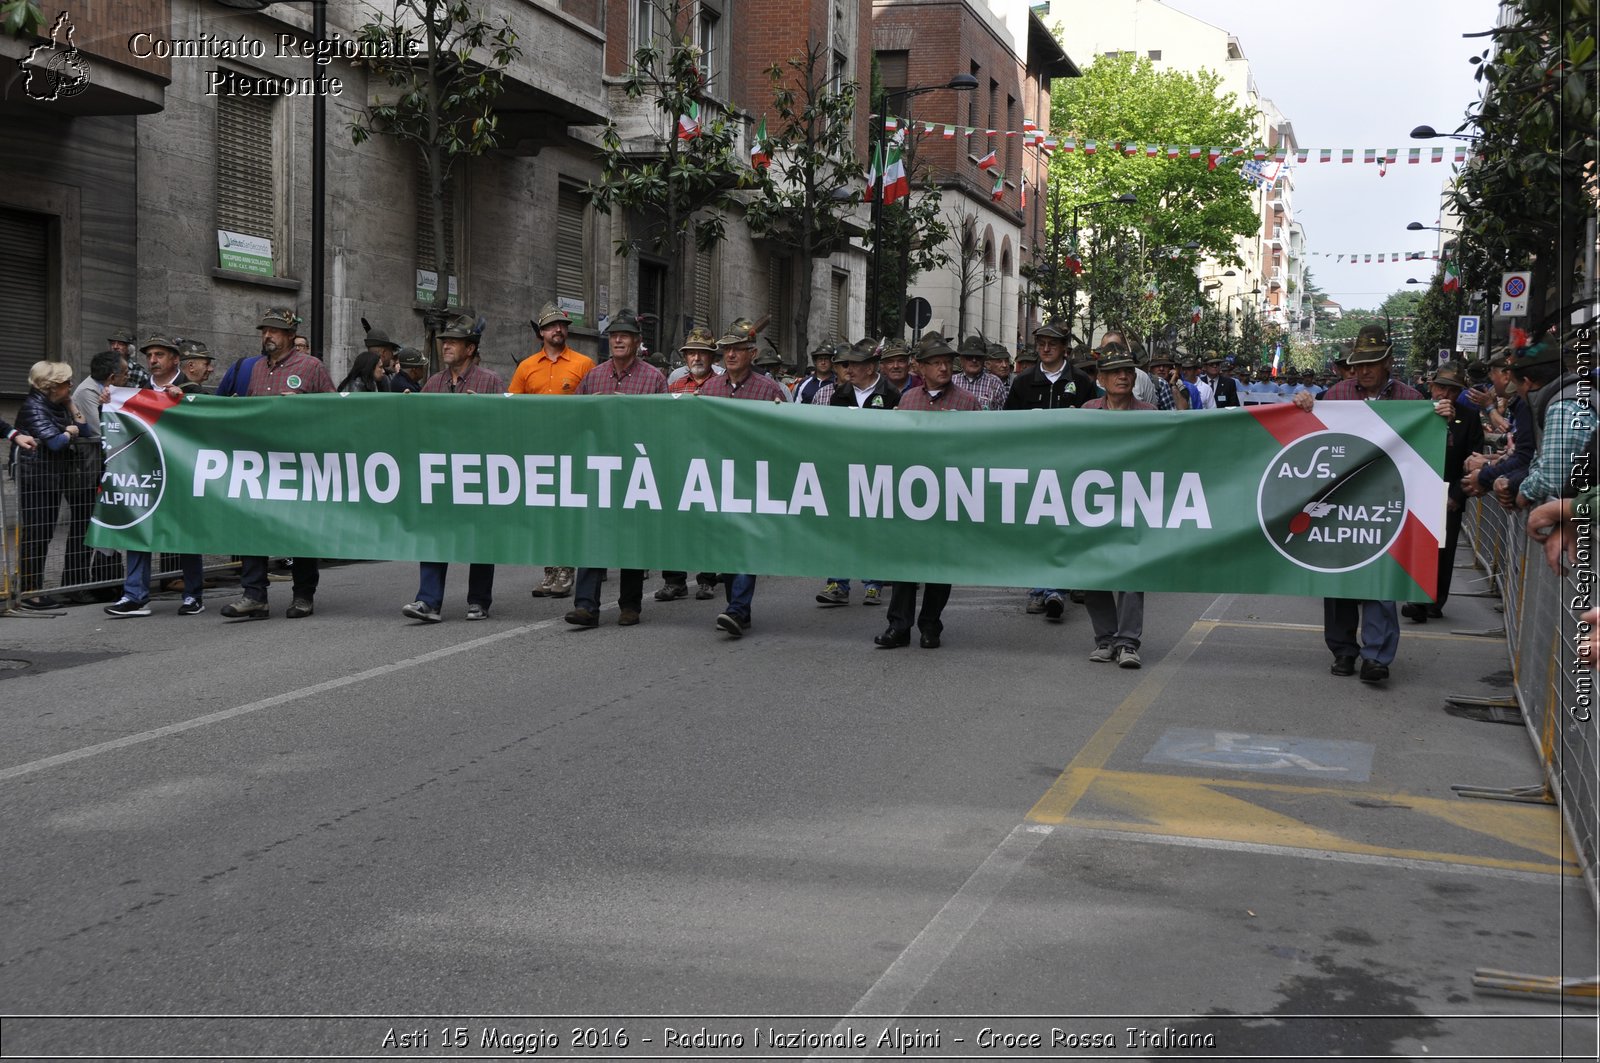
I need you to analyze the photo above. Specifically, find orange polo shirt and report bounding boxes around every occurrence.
[508,347,595,395]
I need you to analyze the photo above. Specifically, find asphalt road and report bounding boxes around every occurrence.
[2,558,1595,1060]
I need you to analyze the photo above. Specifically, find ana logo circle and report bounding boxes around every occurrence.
[286,373,303,390]
[1257,431,1405,573]
[92,412,167,531]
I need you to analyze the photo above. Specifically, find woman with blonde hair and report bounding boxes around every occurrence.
[14,361,97,609]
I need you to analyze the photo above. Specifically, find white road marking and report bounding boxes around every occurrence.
[814,822,1054,1060]
[0,615,581,783]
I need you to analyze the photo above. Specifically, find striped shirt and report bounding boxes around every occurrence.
[897,385,982,411]
[246,351,335,396]
[422,362,506,394]
[578,357,668,395]
[698,371,787,402]
[954,369,1008,410]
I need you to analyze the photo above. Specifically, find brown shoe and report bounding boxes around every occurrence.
[618,608,641,626]
[564,607,599,628]
[547,567,575,598]
[530,566,555,597]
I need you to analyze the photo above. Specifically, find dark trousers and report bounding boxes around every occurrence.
[17,460,93,592]
[240,556,319,602]
[662,570,718,587]
[887,582,951,637]
[1323,598,1400,666]
[416,562,494,610]
[576,568,643,613]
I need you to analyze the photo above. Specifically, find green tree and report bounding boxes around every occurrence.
[743,42,863,360]
[1410,267,1470,374]
[351,0,522,319]
[588,0,753,356]
[865,56,953,339]
[2,0,45,38]
[1047,53,1262,341]
[1451,0,1596,328]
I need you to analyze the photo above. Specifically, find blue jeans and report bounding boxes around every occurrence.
[124,550,202,602]
[723,574,756,622]
[1323,598,1400,666]
[416,562,494,610]
[826,578,884,593]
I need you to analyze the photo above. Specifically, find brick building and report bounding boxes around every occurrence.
[0,0,877,396]
[871,0,1073,346]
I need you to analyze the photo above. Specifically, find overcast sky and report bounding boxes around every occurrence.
[1159,0,1501,309]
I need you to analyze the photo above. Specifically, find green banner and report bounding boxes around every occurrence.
[88,390,1446,599]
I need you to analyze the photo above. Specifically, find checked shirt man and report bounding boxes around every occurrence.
[402,313,506,623]
[222,307,336,622]
[566,310,668,628]
[697,318,788,639]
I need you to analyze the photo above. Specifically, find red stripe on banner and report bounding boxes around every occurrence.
[1387,511,1439,598]
[1248,404,1326,447]
[122,389,178,425]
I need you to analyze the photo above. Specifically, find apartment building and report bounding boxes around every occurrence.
[872,0,1072,344]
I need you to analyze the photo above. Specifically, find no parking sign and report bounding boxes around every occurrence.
[1501,271,1531,316]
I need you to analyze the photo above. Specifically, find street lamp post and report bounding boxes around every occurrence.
[1065,192,1136,345]
[218,0,328,362]
[1408,220,1491,357]
[868,74,978,337]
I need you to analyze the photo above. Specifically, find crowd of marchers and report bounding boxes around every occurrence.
[9,305,1594,669]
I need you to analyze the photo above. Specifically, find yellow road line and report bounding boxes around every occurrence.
[1044,768,1578,876]
[1026,617,1217,824]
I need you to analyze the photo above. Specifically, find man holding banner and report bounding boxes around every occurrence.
[221,307,334,622]
[697,318,788,639]
[567,311,667,628]
[1294,325,1446,683]
[876,334,980,650]
[402,314,505,623]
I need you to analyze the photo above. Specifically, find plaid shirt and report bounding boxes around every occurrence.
[897,384,982,411]
[698,371,787,402]
[954,369,1008,410]
[422,362,506,394]
[1320,376,1424,402]
[578,357,667,395]
[669,371,713,394]
[1151,376,1177,411]
[246,350,335,396]
[1521,393,1597,504]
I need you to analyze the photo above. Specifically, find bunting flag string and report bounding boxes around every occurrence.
[1305,251,1445,263]
[871,116,1474,166]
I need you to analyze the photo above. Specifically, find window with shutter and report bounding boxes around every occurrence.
[554,183,587,311]
[694,247,713,328]
[215,94,275,261]
[0,207,50,392]
[415,159,457,277]
[831,271,847,342]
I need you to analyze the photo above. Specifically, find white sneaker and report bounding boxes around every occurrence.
[401,600,442,623]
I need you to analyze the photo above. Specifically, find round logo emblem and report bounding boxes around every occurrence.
[1257,431,1406,573]
[286,373,303,390]
[92,412,167,531]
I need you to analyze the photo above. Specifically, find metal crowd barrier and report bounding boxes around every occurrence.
[2,440,238,612]
[1462,497,1598,898]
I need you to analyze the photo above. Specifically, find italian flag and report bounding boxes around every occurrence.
[1320,148,1333,163]
[1207,147,1221,170]
[976,149,999,171]
[863,139,878,202]
[990,171,1005,201]
[881,129,910,205]
[1020,175,1027,207]
[1442,257,1460,293]
[677,102,700,140]
[1341,149,1354,163]
[750,118,770,170]
[941,125,956,140]
[1083,139,1097,155]
[1407,147,1421,164]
